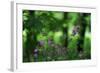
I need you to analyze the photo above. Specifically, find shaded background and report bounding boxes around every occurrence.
[23,10,91,62]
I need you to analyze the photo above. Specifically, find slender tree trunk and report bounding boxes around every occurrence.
[61,12,68,57]
[77,13,87,58]
[63,12,68,47]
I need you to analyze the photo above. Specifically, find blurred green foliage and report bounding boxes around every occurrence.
[23,10,91,62]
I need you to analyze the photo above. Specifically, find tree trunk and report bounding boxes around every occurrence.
[61,12,68,57]
[63,12,68,47]
[77,13,87,58]
[24,11,38,62]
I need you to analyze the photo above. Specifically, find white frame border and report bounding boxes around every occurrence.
[11,1,97,72]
